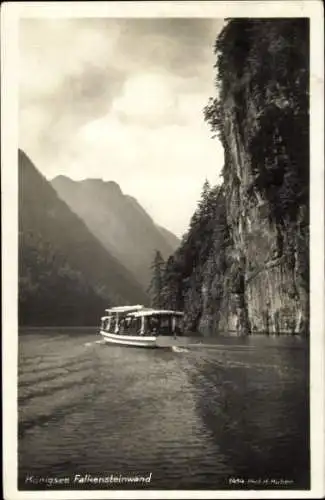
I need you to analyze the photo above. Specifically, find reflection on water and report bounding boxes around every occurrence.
[18,329,309,490]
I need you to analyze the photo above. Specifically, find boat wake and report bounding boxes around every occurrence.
[171,346,189,353]
[84,339,105,347]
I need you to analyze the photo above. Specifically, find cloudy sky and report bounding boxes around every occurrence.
[19,17,225,237]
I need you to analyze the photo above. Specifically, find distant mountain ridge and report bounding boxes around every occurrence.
[51,175,180,288]
[156,225,180,250]
[19,150,148,326]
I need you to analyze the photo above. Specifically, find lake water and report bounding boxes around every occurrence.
[18,329,310,490]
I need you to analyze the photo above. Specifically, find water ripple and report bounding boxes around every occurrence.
[18,329,309,490]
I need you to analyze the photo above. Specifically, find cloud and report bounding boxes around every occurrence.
[19,17,225,236]
[41,90,224,236]
[112,73,178,126]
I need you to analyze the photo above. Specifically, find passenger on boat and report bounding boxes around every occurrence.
[129,317,142,336]
[110,317,117,334]
[123,317,132,334]
[148,316,159,335]
[119,317,131,335]
[118,318,125,334]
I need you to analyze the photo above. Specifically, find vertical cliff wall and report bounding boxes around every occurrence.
[162,19,309,336]
[203,19,309,335]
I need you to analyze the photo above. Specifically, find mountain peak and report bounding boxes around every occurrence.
[80,178,123,197]
[51,175,180,288]
[81,178,104,184]
[19,149,36,169]
[52,175,75,183]
[105,180,122,194]
[52,176,123,195]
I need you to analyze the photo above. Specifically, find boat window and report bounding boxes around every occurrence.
[109,317,117,333]
[147,316,159,335]
[119,318,127,334]
[123,317,132,334]
[159,315,171,335]
[175,316,183,334]
[129,317,142,335]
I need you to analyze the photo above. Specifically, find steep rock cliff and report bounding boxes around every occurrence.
[162,19,309,336]
[203,19,309,335]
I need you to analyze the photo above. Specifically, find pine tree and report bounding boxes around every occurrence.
[161,255,183,310]
[189,178,211,230]
[148,250,165,308]
[198,178,211,217]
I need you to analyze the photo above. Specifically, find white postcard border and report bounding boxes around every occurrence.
[2,1,324,499]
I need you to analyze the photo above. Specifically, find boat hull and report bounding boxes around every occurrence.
[100,330,157,348]
[155,335,190,348]
[99,331,190,349]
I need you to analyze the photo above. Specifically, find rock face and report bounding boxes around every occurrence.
[162,19,309,336]
[204,20,309,335]
[51,176,179,289]
[197,170,309,336]
[19,149,148,326]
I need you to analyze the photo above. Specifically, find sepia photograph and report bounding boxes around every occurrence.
[2,1,324,499]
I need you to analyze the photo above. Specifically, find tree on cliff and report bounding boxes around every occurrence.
[159,180,228,330]
[160,255,183,310]
[148,250,165,308]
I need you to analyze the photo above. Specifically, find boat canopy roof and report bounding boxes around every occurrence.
[105,305,144,313]
[128,308,184,318]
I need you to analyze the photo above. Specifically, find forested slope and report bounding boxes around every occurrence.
[19,149,148,326]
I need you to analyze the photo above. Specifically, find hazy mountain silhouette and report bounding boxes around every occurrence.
[51,176,179,288]
[156,225,180,250]
[19,149,148,326]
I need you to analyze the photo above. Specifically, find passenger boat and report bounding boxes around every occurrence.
[99,305,187,348]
